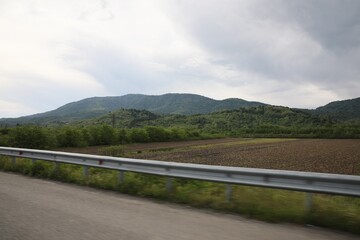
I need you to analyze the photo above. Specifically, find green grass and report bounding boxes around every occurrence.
[1,156,359,235]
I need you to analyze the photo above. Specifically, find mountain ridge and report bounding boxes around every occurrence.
[315,97,360,120]
[0,93,358,126]
[0,93,266,126]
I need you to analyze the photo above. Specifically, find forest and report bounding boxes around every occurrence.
[1,102,359,149]
[0,95,359,150]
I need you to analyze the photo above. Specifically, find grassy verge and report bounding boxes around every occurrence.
[1,156,359,235]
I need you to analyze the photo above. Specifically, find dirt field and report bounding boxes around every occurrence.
[59,138,360,175]
[130,139,360,175]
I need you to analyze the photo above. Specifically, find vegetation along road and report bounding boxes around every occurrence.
[1,171,358,240]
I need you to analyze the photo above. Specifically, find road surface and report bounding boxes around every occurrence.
[0,171,357,240]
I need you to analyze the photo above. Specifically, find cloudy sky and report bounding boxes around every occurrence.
[1,0,359,117]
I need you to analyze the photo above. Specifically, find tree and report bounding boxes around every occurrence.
[9,126,52,149]
[128,128,149,143]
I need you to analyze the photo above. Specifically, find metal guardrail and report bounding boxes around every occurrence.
[1,146,360,207]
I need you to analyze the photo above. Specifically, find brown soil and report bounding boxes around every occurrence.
[57,138,360,175]
[56,138,245,155]
[132,139,360,175]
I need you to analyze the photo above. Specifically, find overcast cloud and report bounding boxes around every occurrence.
[0,0,359,117]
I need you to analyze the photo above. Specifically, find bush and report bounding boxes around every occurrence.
[56,127,87,147]
[8,126,55,149]
[128,128,149,143]
[145,126,170,142]
[118,128,128,144]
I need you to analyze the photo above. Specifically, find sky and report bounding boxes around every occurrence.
[1,0,360,118]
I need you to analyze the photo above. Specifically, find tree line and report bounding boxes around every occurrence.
[0,122,359,150]
[0,125,202,149]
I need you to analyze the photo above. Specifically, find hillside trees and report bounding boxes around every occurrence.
[56,127,83,147]
[0,104,359,150]
[0,125,202,149]
[7,126,56,149]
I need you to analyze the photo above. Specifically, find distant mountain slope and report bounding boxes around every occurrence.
[315,97,360,121]
[0,93,266,126]
[79,109,161,128]
[78,105,330,130]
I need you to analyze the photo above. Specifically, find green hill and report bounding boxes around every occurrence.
[315,97,360,121]
[1,105,359,150]
[0,94,359,127]
[74,105,359,138]
[79,109,161,128]
[0,93,265,126]
[79,105,330,131]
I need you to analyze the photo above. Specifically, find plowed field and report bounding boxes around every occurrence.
[129,139,360,175]
[59,138,360,175]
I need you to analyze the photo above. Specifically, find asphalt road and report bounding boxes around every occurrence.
[0,171,358,240]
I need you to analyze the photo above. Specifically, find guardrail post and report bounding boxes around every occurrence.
[11,156,16,168]
[305,192,313,213]
[226,184,233,202]
[118,171,125,184]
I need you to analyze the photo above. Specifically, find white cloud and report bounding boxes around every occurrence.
[165,0,360,103]
[0,0,111,116]
[0,0,359,117]
[0,100,38,118]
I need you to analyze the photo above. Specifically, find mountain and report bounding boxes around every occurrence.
[315,97,360,121]
[1,93,358,127]
[0,93,266,126]
[79,109,161,128]
[78,105,330,130]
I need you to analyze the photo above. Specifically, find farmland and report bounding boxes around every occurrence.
[3,137,360,234]
[60,138,360,175]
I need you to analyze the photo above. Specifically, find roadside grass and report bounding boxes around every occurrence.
[1,156,359,235]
